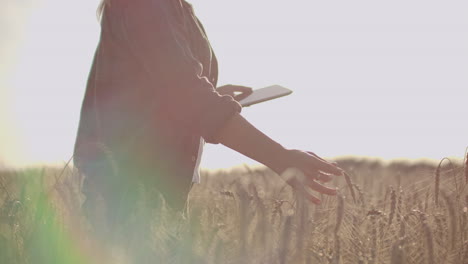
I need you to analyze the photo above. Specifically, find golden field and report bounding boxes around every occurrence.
[0,156,467,264]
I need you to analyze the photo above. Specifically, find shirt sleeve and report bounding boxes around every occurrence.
[119,0,241,144]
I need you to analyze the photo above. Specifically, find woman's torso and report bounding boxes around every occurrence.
[74,0,218,206]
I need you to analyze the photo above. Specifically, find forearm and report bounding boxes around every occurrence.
[214,113,288,174]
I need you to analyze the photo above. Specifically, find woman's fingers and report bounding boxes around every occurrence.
[220,85,252,94]
[234,92,251,101]
[305,151,344,176]
[291,179,321,204]
[307,179,337,196]
[233,86,253,101]
[316,172,333,183]
[281,150,345,205]
[306,151,341,169]
[303,169,332,182]
[285,173,333,205]
[235,85,253,94]
[316,160,343,176]
[218,85,253,101]
[306,151,327,162]
[304,191,321,205]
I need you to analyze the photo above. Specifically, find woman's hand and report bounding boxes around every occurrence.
[214,113,344,205]
[217,85,253,101]
[275,149,344,205]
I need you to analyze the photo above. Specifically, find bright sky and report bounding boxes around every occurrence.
[2,0,467,169]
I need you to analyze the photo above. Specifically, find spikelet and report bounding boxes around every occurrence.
[382,186,390,212]
[435,160,442,206]
[335,195,344,235]
[388,187,396,225]
[399,214,406,238]
[344,172,357,203]
[396,188,403,224]
[369,214,378,264]
[424,190,430,212]
[353,183,365,207]
[434,157,459,207]
[378,217,386,245]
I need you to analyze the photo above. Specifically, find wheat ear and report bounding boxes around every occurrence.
[344,172,357,203]
[388,187,396,225]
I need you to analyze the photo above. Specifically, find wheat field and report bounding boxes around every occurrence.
[0,156,467,264]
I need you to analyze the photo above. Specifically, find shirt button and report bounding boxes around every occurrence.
[191,155,196,162]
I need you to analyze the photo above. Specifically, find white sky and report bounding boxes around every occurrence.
[2,0,468,169]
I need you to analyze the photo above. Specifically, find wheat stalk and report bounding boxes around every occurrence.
[433,213,447,256]
[333,234,341,264]
[335,194,344,235]
[396,188,403,224]
[462,241,468,264]
[279,216,293,264]
[389,187,396,225]
[435,161,441,206]
[442,191,457,250]
[435,157,459,207]
[421,213,435,264]
[369,215,378,264]
[390,238,405,264]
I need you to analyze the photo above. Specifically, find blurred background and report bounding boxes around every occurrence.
[1,0,467,169]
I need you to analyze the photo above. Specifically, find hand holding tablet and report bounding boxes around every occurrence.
[217,84,293,107]
[238,85,293,107]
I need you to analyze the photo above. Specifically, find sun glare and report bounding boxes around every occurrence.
[6,0,100,167]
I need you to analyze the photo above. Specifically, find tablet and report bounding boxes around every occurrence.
[239,85,293,107]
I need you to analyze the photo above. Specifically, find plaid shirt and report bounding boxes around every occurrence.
[74,0,241,209]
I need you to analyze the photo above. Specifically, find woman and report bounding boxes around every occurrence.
[74,0,344,261]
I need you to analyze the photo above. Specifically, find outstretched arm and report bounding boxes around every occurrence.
[214,113,344,204]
